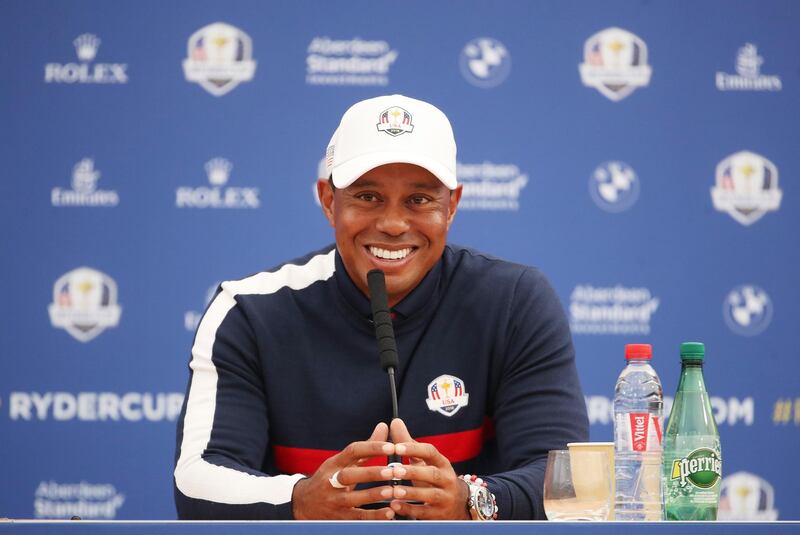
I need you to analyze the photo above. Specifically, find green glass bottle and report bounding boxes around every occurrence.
[662,342,722,521]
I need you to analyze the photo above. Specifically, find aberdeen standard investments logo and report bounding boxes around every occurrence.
[48,267,122,342]
[35,481,125,519]
[579,27,651,101]
[724,285,772,336]
[570,285,659,335]
[711,151,782,226]
[457,161,528,211]
[183,23,256,96]
[306,37,398,86]
[590,161,639,212]
[176,158,260,209]
[459,37,511,88]
[51,158,119,207]
[44,34,128,84]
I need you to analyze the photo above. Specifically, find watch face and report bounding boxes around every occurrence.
[475,487,495,519]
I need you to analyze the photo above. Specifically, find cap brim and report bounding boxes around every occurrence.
[332,151,457,190]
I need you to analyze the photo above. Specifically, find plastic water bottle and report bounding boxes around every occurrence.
[613,343,663,521]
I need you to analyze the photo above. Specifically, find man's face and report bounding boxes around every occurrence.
[319,163,462,307]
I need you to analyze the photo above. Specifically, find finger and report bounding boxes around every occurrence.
[390,418,414,444]
[391,484,447,505]
[334,485,396,509]
[392,464,446,486]
[368,421,389,442]
[333,441,394,468]
[390,499,435,520]
[394,441,449,468]
[337,466,395,486]
[342,506,396,521]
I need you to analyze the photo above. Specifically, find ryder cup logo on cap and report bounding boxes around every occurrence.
[724,285,772,336]
[579,27,652,101]
[326,95,457,190]
[183,22,256,96]
[459,37,511,88]
[426,374,469,417]
[48,267,122,342]
[711,151,782,226]
[719,472,779,520]
[590,161,640,212]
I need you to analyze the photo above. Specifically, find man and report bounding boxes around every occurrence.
[174,95,588,520]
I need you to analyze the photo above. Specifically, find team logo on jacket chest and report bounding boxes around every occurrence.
[426,374,469,417]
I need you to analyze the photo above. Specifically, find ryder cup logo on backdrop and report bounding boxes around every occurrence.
[8,391,184,422]
[48,267,122,342]
[183,22,256,96]
[579,27,652,101]
[44,33,128,84]
[306,37,398,86]
[175,158,260,209]
[459,37,511,88]
[711,151,782,226]
[719,472,779,520]
[570,285,659,335]
[51,158,119,207]
[457,161,529,211]
[716,43,782,92]
[426,375,469,417]
[724,285,772,336]
[34,481,125,519]
[590,161,639,212]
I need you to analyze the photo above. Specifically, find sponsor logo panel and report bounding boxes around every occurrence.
[176,158,260,209]
[723,285,772,336]
[48,267,121,342]
[44,34,128,84]
[183,22,256,96]
[711,151,782,226]
[51,158,119,208]
[35,481,125,519]
[569,285,659,335]
[457,161,528,211]
[579,27,651,101]
[306,37,397,86]
[459,37,511,88]
[589,161,639,212]
[716,43,782,92]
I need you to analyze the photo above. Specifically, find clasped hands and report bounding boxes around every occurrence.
[292,419,470,520]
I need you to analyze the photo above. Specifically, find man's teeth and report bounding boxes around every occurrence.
[369,246,413,260]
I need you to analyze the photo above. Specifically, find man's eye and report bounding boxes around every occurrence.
[357,193,379,202]
[410,196,430,205]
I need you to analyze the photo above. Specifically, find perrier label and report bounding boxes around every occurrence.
[670,448,722,489]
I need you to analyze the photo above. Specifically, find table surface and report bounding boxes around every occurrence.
[2,520,800,534]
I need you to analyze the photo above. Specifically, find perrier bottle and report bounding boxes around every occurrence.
[663,342,722,520]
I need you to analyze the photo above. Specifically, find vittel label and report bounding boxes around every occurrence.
[618,412,662,451]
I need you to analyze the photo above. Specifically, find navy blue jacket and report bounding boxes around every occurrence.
[174,244,588,519]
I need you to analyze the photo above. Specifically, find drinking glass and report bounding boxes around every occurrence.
[543,449,612,521]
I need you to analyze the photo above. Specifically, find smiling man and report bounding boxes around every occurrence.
[174,95,588,521]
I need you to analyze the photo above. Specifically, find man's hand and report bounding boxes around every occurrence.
[292,422,397,520]
[388,419,471,520]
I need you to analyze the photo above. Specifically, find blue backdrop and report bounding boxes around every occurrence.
[1,0,797,521]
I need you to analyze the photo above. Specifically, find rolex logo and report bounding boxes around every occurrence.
[73,34,101,62]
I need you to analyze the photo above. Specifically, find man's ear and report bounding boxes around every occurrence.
[446,184,463,229]
[317,179,335,227]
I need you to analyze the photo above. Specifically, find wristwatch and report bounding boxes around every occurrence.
[460,474,498,520]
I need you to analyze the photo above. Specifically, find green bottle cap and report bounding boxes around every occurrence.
[680,342,705,361]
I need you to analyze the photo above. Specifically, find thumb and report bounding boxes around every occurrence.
[390,418,414,444]
[368,421,389,442]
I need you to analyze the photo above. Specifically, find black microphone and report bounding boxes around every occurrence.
[367,269,401,468]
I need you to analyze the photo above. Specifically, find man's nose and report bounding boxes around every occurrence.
[375,203,410,236]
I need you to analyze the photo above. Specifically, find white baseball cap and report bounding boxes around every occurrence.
[325,95,457,190]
